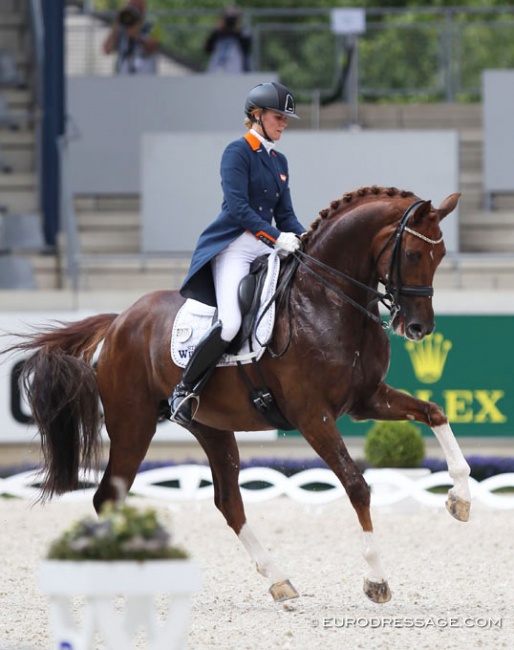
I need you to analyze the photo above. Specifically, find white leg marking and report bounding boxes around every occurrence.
[238,523,287,585]
[362,531,387,583]
[432,423,471,503]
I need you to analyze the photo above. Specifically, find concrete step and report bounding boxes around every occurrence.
[303,103,482,131]
[66,256,190,291]
[74,195,140,212]
[2,88,32,111]
[76,211,140,230]
[0,130,34,172]
[30,254,61,290]
[79,230,140,254]
[461,228,514,253]
[435,256,514,290]
[0,0,20,11]
[465,210,514,226]
[0,12,24,29]
[0,172,37,212]
[490,194,514,211]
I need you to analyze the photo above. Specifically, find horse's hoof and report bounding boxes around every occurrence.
[363,578,392,604]
[446,491,470,522]
[269,579,299,602]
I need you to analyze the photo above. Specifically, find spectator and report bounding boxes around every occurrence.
[205,5,251,74]
[103,0,160,75]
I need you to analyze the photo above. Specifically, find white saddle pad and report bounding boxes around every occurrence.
[171,251,281,368]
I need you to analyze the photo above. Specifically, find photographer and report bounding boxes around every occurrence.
[205,5,252,74]
[103,0,160,75]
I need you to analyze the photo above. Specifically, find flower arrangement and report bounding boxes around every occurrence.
[46,502,188,561]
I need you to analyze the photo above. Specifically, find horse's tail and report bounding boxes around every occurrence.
[4,313,118,500]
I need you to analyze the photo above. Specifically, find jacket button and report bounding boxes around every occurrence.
[264,189,268,193]
[276,192,279,197]
[258,206,263,211]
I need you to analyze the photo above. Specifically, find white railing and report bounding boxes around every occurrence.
[2,466,514,510]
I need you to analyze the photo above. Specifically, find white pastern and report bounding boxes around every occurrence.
[238,523,286,585]
[362,531,387,583]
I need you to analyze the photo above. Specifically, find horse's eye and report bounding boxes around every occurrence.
[405,250,422,263]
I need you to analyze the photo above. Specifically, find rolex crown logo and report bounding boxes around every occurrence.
[405,332,452,384]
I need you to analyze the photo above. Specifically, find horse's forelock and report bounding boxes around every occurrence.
[304,185,416,241]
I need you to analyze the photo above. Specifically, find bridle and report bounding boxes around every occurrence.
[293,199,444,328]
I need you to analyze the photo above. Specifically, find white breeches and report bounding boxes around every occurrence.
[211,232,271,342]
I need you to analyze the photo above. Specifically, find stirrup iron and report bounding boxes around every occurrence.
[169,392,200,425]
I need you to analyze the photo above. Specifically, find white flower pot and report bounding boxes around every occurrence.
[39,560,202,650]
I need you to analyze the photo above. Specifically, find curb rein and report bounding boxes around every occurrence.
[255,199,443,358]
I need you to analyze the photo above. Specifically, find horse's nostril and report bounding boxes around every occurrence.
[407,323,425,340]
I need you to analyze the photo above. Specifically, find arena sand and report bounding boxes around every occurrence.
[0,497,512,650]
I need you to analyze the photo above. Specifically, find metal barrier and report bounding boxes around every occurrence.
[66,6,514,102]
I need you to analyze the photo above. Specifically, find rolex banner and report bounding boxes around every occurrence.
[283,315,514,438]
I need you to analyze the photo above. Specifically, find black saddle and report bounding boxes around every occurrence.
[226,254,270,355]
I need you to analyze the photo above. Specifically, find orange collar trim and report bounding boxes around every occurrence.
[244,131,261,151]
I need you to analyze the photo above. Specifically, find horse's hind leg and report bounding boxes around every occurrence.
[93,402,157,513]
[298,416,391,604]
[189,422,299,602]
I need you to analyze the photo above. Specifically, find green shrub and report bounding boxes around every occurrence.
[364,421,425,468]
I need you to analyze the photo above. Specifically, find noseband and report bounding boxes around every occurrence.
[293,199,444,327]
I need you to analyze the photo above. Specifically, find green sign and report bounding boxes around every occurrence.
[280,315,514,438]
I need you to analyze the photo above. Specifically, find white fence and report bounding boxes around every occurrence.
[2,466,514,510]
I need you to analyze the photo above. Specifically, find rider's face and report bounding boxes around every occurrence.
[255,110,288,141]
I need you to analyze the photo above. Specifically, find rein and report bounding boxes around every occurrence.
[293,199,442,328]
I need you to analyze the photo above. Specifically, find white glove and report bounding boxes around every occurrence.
[275,232,302,253]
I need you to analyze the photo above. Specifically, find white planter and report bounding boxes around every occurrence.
[39,560,202,650]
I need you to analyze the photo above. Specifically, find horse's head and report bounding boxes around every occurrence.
[374,192,460,341]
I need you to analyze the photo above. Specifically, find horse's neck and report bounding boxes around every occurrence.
[303,212,381,289]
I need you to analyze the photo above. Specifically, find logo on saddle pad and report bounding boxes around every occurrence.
[405,332,452,384]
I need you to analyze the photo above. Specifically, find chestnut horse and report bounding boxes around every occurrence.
[7,186,471,604]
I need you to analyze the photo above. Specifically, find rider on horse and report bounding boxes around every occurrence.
[169,82,307,425]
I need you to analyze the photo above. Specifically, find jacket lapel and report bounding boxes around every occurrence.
[244,132,283,193]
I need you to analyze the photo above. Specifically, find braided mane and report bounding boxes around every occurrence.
[304,185,416,243]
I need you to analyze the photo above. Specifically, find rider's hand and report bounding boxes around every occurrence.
[275,232,302,254]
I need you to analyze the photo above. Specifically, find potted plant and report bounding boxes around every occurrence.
[364,420,426,469]
[363,420,429,510]
[39,501,202,650]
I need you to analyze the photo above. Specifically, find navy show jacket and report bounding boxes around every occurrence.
[180,130,306,307]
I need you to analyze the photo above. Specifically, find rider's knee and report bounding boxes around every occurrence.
[219,317,242,342]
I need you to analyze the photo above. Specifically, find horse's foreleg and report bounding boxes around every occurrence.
[298,417,391,603]
[355,383,471,521]
[189,423,298,602]
[431,423,471,521]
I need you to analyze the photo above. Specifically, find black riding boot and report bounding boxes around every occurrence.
[169,321,229,426]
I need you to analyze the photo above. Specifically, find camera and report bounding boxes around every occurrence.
[118,6,141,27]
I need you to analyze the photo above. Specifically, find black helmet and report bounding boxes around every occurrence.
[244,82,299,120]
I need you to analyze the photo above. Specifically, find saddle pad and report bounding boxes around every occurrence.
[171,250,281,368]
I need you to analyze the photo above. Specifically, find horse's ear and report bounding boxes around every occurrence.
[409,200,432,225]
[437,192,461,220]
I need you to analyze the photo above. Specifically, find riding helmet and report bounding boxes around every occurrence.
[244,82,299,119]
